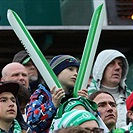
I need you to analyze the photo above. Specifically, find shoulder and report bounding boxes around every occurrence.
[30,84,52,101]
[55,97,97,119]
[88,79,99,95]
[125,87,132,96]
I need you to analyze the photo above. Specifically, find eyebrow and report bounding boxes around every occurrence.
[98,101,116,105]
[97,102,105,106]
[0,96,16,100]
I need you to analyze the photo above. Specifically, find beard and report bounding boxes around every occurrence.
[29,75,38,82]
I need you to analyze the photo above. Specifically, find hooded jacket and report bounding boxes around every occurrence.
[88,49,131,128]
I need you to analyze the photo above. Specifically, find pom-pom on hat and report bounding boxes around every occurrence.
[126,92,133,110]
[50,55,80,75]
[58,109,99,128]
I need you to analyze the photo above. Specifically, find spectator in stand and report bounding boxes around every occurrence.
[54,109,104,133]
[49,55,88,99]
[12,50,45,94]
[1,62,30,132]
[89,90,126,133]
[0,81,22,132]
[55,126,93,133]
[1,62,29,90]
[89,91,117,131]
[27,55,89,132]
[55,126,102,133]
[49,97,106,133]
[121,92,133,132]
[88,49,131,128]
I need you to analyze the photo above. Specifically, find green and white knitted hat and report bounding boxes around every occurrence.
[58,109,99,129]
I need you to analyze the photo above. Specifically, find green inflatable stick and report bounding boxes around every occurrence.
[7,9,62,91]
[73,4,105,97]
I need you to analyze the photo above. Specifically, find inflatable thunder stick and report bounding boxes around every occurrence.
[7,9,62,91]
[73,4,105,97]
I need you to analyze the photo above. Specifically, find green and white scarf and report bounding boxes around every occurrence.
[0,119,21,133]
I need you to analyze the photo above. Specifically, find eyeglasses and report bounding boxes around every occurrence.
[85,127,104,133]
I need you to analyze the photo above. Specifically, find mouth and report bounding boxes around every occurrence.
[21,83,26,87]
[7,109,15,113]
[112,74,120,78]
[19,81,26,87]
[71,77,76,81]
[106,114,115,119]
[29,71,35,75]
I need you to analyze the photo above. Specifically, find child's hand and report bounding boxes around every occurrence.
[78,88,88,99]
[51,86,65,108]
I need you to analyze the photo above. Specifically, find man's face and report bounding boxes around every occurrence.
[3,63,29,89]
[93,93,117,130]
[0,92,17,122]
[101,58,123,87]
[57,66,78,92]
[24,60,38,82]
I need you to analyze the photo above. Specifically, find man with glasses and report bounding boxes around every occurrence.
[50,109,104,133]
[55,126,102,133]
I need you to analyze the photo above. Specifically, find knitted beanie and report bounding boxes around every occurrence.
[58,109,99,128]
[49,55,80,75]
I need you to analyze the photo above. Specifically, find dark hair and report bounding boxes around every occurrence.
[55,126,92,133]
[130,106,133,111]
[89,90,116,103]
[126,113,130,125]
[17,85,30,106]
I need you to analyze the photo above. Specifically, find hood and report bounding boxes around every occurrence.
[92,49,129,89]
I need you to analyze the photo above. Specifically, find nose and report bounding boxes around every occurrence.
[18,74,26,79]
[30,64,36,69]
[107,104,113,112]
[18,74,26,84]
[9,100,15,107]
[115,63,121,69]
[74,70,78,76]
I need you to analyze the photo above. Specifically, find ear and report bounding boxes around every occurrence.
[0,77,4,82]
[127,110,133,119]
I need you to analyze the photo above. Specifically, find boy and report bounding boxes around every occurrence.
[0,81,21,132]
[27,55,88,132]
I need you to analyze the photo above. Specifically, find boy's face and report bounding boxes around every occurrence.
[0,92,17,122]
[57,66,78,92]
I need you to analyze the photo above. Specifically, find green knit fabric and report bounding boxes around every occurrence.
[0,119,21,133]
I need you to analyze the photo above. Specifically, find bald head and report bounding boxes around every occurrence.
[1,62,29,89]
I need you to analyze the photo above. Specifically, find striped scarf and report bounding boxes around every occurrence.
[0,119,21,133]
